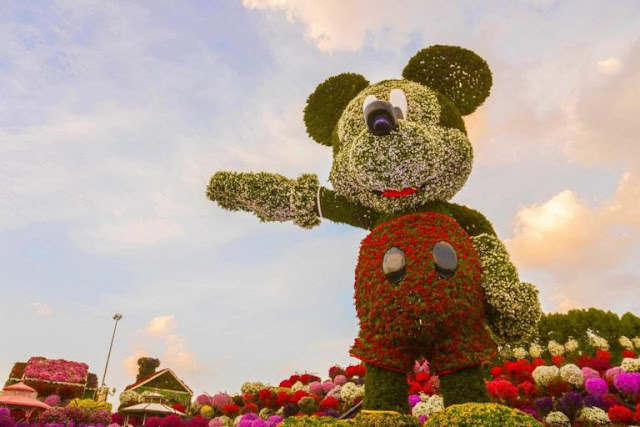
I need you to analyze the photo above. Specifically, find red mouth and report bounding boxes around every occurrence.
[380,188,418,198]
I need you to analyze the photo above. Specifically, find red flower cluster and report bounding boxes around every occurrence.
[258,388,277,409]
[486,380,517,402]
[291,390,309,404]
[319,396,339,410]
[408,368,436,395]
[551,355,566,367]
[171,403,185,413]
[345,364,366,379]
[241,403,258,414]
[221,403,239,417]
[608,405,635,424]
[574,354,612,374]
[276,391,291,407]
[486,359,543,408]
[278,372,321,388]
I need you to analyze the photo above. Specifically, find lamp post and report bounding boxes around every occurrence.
[97,313,122,400]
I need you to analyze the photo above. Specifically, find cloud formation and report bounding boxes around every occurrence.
[124,315,200,380]
[507,39,640,314]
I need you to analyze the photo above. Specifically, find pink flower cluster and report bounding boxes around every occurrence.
[23,357,89,384]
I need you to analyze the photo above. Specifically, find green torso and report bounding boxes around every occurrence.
[319,188,497,238]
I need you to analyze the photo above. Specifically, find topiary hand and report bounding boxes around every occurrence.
[206,171,321,228]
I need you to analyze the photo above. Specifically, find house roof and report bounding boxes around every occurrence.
[124,368,193,395]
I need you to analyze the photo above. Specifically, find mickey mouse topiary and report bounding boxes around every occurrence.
[207,45,541,412]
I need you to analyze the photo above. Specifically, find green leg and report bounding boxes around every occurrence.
[362,363,409,414]
[439,365,489,407]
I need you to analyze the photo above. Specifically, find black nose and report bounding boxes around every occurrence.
[367,109,397,136]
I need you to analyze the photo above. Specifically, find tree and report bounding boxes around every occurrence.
[136,357,160,382]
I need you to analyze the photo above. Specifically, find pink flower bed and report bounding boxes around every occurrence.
[23,357,88,384]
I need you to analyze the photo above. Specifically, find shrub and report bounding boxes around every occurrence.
[298,396,317,415]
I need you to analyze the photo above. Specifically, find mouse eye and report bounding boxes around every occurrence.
[433,242,457,278]
[389,88,407,120]
[382,247,406,283]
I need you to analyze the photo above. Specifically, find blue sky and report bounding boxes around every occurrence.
[2,0,640,403]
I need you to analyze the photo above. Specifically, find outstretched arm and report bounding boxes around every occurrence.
[206,171,320,228]
[206,172,377,230]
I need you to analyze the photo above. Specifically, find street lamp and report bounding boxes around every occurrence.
[97,313,123,400]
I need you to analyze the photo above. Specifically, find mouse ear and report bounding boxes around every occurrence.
[402,45,492,115]
[304,73,369,146]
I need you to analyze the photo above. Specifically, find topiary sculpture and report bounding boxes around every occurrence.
[207,45,541,412]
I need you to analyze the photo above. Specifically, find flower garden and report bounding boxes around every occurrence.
[3,308,640,427]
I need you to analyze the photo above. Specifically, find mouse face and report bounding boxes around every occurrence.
[330,79,472,213]
[303,45,492,215]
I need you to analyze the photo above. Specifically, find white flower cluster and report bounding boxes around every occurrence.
[411,395,444,418]
[545,411,571,427]
[326,384,342,399]
[564,338,579,353]
[621,358,640,372]
[206,172,321,229]
[339,382,364,405]
[118,390,140,405]
[560,364,583,387]
[529,343,544,358]
[331,80,473,213]
[290,381,304,392]
[577,407,610,425]
[619,335,635,350]
[512,347,528,360]
[589,335,610,351]
[498,347,513,359]
[633,336,640,349]
[240,381,267,394]
[548,340,565,356]
[472,233,541,344]
[532,365,559,387]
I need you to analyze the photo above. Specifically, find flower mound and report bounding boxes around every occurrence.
[425,402,540,426]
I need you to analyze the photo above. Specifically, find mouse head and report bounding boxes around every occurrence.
[304,45,492,213]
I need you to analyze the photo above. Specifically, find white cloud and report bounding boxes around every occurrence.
[137,315,200,375]
[242,0,462,53]
[507,171,640,313]
[29,301,54,316]
[597,57,623,75]
[146,315,176,336]
[124,350,148,377]
[564,40,640,168]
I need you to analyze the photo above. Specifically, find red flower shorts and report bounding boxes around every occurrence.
[350,211,496,375]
